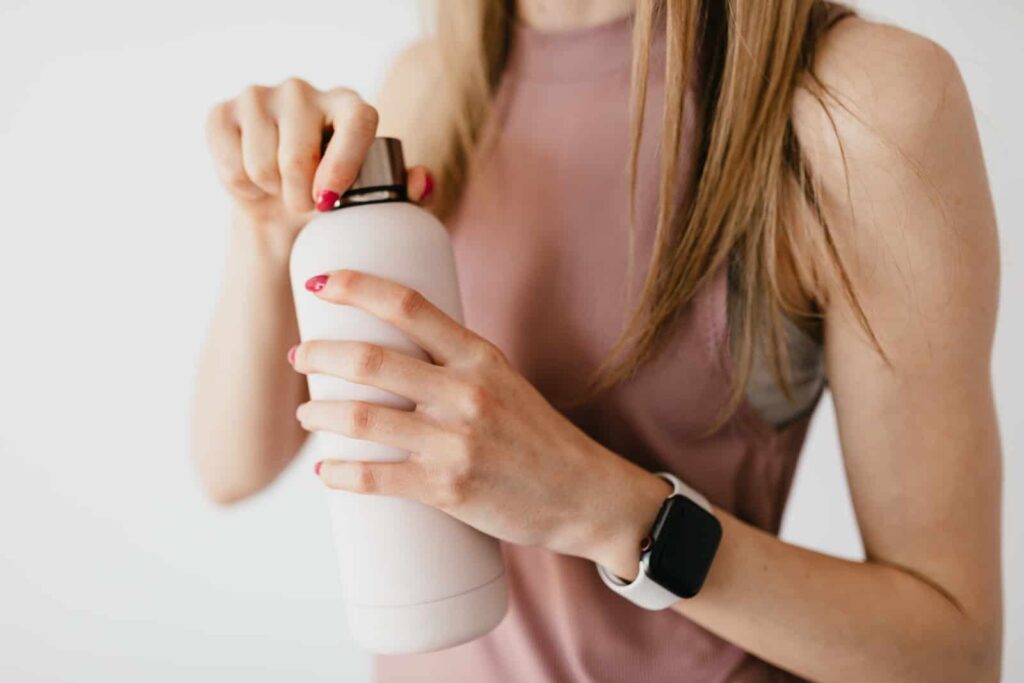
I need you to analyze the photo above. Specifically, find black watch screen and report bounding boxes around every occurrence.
[644,494,723,599]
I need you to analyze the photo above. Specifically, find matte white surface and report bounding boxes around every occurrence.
[0,1,1019,680]
[290,200,507,651]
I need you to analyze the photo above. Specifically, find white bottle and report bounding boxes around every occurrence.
[289,138,507,654]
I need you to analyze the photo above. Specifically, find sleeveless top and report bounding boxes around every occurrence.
[377,15,823,683]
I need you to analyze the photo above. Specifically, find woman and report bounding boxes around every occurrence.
[191,0,1003,680]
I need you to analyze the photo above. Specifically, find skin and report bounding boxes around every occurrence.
[191,79,430,502]
[193,1,1002,680]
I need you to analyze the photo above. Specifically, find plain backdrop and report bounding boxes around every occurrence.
[0,1,1019,681]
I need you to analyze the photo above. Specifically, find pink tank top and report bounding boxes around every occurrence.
[377,16,817,683]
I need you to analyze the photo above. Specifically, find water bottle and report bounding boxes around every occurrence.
[289,137,507,654]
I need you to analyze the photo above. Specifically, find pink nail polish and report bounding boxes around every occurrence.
[316,190,340,212]
[314,460,323,476]
[287,345,297,364]
[305,274,328,292]
[421,173,434,201]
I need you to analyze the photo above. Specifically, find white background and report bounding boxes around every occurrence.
[0,1,1019,681]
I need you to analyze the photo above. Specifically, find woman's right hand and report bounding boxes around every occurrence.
[205,77,430,234]
[193,67,435,505]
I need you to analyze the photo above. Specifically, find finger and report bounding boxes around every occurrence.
[313,88,379,202]
[292,340,461,406]
[236,85,282,195]
[205,101,266,201]
[406,166,434,204]
[317,458,425,499]
[275,79,320,213]
[307,270,484,366]
[297,400,454,454]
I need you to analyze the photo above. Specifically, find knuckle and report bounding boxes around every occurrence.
[225,170,253,193]
[351,343,385,381]
[328,86,358,98]
[437,467,469,508]
[251,173,279,190]
[249,163,280,186]
[239,84,268,108]
[345,401,375,438]
[351,102,380,132]
[351,464,378,494]
[450,429,478,463]
[280,147,319,176]
[473,341,507,368]
[205,100,233,132]
[331,93,377,136]
[332,269,361,296]
[278,76,311,98]
[392,288,427,321]
[462,382,493,419]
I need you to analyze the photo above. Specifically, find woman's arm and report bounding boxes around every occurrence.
[284,18,1001,683]
[190,45,437,504]
[622,19,1001,682]
[190,208,310,504]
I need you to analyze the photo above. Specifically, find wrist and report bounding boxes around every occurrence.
[229,208,303,265]
[588,464,672,582]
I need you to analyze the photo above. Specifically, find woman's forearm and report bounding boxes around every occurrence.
[655,511,998,682]
[196,77,422,503]
[278,268,1001,682]
[190,212,308,504]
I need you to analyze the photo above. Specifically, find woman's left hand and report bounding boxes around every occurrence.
[289,269,668,576]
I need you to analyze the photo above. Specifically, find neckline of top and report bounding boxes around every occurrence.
[509,13,665,83]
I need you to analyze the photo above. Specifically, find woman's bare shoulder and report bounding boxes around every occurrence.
[373,39,445,164]
[791,16,996,306]
[794,15,969,169]
[795,16,962,147]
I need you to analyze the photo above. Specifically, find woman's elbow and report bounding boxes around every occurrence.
[189,438,277,506]
[960,619,1002,683]
[926,608,1002,683]
[198,473,259,507]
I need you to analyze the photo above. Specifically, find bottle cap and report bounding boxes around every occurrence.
[350,137,407,191]
[317,134,408,208]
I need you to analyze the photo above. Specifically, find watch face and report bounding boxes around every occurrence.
[646,495,722,599]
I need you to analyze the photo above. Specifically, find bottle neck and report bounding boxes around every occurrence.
[335,185,408,209]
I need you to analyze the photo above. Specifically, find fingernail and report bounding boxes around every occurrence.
[305,274,328,292]
[287,345,297,365]
[421,173,434,201]
[315,189,340,212]
[314,460,323,476]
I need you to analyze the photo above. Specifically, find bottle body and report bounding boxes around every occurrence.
[289,201,507,654]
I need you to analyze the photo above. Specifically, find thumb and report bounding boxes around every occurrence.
[406,165,435,204]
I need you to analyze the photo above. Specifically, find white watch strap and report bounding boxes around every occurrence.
[661,471,712,513]
[596,472,712,610]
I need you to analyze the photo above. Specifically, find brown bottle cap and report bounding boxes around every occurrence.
[347,137,407,193]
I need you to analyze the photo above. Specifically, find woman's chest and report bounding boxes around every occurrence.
[446,76,727,440]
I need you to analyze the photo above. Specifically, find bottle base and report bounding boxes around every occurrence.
[346,572,508,655]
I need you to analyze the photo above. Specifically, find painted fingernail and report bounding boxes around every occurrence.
[315,189,340,212]
[421,173,434,201]
[305,274,328,292]
[314,460,323,476]
[287,345,297,365]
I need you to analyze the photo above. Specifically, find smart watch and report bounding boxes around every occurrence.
[596,472,722,610]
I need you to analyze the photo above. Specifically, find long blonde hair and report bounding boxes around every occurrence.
[423,0,878,421]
